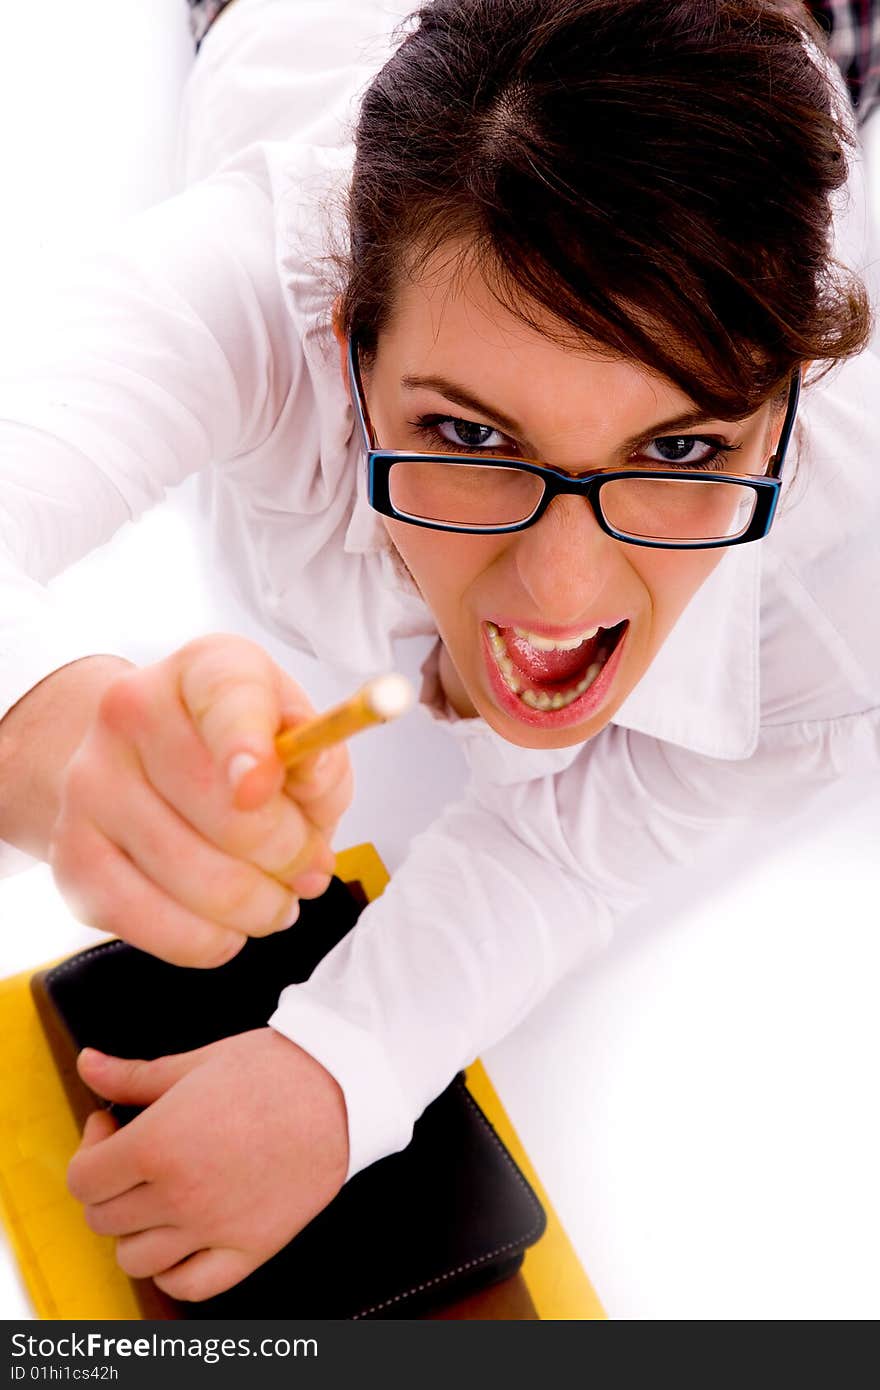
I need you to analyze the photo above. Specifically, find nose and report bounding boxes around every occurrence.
[512,493,615,622]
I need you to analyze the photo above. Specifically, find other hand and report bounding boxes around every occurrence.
[66,1028,349,1301]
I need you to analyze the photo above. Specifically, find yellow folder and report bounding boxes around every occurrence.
[0,843,604,1320]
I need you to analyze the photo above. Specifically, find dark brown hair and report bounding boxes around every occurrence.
[333,0,872,419]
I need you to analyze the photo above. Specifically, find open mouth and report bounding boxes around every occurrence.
[484,618,629,713]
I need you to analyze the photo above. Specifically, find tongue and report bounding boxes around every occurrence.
[501,627,599,685]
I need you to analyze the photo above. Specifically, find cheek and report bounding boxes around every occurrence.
[634,549,724,624]
[382,519,502,609]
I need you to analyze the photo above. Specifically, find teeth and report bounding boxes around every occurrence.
[486,621,613,711]
[497,652,521,691]
[513,625,599,652]
[522,690,553,710]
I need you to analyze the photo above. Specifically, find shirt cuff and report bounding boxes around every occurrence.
[0,627,121,727]
[0,566,129,727]
[267,985,414,1182]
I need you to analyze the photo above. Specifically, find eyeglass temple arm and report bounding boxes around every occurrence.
[770,368,802,472]
[347,334,379,450]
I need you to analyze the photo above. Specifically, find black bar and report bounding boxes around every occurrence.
[3,1320,584,1387]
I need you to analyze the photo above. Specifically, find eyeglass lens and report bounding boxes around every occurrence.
[387,461,759,542]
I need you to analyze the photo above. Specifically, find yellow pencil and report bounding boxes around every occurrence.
[274,673,414,768]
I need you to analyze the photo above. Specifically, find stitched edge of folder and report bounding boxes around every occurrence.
[43,939,129,985]
[351,1082,547,1320]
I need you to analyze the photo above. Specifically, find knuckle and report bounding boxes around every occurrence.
[177,632,235,670]
[181,632,261,665]
[179,634,274,703]
[96,670,150,738]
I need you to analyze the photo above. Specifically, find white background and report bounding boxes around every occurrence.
[1,0,879,1320]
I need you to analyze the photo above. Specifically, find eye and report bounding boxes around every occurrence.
[415,415,509,451]
[435,417,508,449]
[643,436,721,466]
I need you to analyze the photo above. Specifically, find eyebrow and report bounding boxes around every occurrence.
[400,372,736,453]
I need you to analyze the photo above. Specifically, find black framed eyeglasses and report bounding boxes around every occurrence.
[347,335,801,550]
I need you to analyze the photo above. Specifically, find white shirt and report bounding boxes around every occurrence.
[1,0,878,1179]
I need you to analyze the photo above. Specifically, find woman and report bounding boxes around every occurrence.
[0,0,877,1301]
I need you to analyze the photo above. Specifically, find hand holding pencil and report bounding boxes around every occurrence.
[49,633,413,971]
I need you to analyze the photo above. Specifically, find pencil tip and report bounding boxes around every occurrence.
[366,673,414,720]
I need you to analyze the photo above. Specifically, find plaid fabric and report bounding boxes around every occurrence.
[187,0,237,49]
[186,1,879,126]
[808,0,880,122]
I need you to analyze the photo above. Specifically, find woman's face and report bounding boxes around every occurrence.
[335,247,784,751]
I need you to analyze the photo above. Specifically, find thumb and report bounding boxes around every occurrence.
[77,1047,200,1106]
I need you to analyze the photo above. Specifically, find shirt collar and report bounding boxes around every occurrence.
[610,537,762,760]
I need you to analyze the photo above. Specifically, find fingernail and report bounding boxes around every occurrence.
[80,1047,106,1065]
[228,752,260,789]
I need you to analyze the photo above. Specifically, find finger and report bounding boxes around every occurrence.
[78,1108,120,1147]
[67,1121,144,1206]
[95,654,338,895]
[54,817,250,967]
[177,636,302,812]
[90,769,298,938]
[152,1246,256,1302]
[269,823,337,893]
[101,676,330,894]
[115,1227,195,1281]
[283,741,354,835]
[77,1047,201,1107]
[84,1182,163,1238]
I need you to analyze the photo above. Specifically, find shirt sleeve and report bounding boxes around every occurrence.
[0,158,294,873]
[268,707,880,1180]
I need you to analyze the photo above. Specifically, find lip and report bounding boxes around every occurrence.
[488,614,631,641]
[480,619,630,731]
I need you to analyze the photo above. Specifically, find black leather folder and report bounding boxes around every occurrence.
[30,874,546,1319]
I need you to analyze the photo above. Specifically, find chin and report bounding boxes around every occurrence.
[482,703,612,750]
